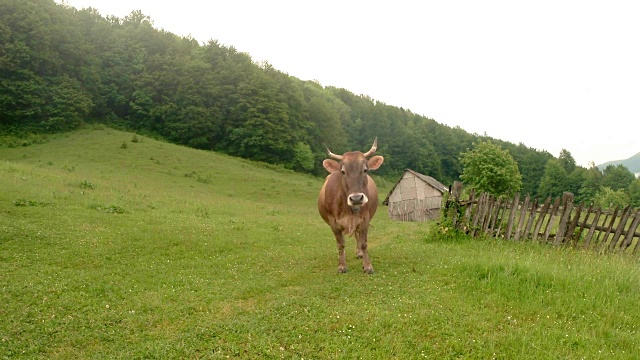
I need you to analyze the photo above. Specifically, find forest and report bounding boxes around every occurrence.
[1,0,638,206]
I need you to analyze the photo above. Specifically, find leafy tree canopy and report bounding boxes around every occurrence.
[578,164,603,205]
[602,164,635,192]
[459,141,522,197]
[593,187,630,209]
[0,0,582,196]
[538,159,568,199]
[629,178,640,208]
[558,148,576,174]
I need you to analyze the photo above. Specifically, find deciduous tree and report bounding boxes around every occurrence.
[602,164,635,192]
[593,187,629,209]
[629,178,640,208]
[537,159,568,198]
[459,141,522,197]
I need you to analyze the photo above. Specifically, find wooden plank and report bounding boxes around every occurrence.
[471,193,483,236]
[505,193,520,240]
[479,194,490,235]
[593,209,611,249]
[490,196,500,236]
[462,189,476,230]
[514,194,530,241]
[483,195,495,235]
[495,198,506,237]
[489,198,504,236]
[572,203,592,246]
[633,213,640,254]
[609,205,632,251]
[554,192,574,245]
[565,203,584,246]
[491,199,509,238]
[598,206,620,252]
[475,193,488,236]
[471,193,484,235]
[451,181,463,200]
[488,197,500,235]
[543,197,561,243]
[583,208,602,249]
[532,197,552,242]
[495,197,510,238]
[523,198,538,241]
[620,209,640,251]
[445,194,459,227]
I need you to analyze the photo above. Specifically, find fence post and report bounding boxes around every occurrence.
[451,181,463,200]
[597,206,620,252]
[505,193,520,240]
[514,194,530,241]
[462,189,476,229]
[554,192,574,245]
[620,209,640,251]
[471,193,485,236]
[449,181,463,227]
[483,195,496,235]
[532,197,552,242]
[565,202,584,246]
[609,205,632,251]
[523,197,538,241]
[583,207,601,249]
[543,197,561,243]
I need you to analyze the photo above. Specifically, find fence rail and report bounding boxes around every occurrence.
[444,182,640,254]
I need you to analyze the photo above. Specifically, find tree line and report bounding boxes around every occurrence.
[459,142,639,208]
[1,0,637,207]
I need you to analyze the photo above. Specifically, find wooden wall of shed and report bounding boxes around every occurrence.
[388,198,443,222]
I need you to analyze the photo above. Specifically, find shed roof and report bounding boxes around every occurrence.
[382,169,448,205]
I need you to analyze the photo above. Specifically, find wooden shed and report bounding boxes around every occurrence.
[382,169,448,222]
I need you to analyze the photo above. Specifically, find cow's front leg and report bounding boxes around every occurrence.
[358,228,373,274]
[333,229,347,273]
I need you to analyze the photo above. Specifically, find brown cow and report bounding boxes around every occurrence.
[318,138,384,274]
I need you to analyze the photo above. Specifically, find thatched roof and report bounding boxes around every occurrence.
[382,169,448,205]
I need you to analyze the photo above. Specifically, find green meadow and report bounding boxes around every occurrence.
[1,127,639,359]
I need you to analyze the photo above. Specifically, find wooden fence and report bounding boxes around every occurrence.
[444,182,640,254]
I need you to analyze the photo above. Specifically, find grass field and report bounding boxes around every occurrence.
[1,127,640,359]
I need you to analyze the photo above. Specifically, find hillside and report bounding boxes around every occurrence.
[1,0,555,196]
[2,128,640,358]
[598,151,640,174]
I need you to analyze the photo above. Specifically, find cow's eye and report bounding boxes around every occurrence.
[341,169,346,175]
[364,168,368,173]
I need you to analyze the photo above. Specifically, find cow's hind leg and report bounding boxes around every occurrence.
[333,229,348,273]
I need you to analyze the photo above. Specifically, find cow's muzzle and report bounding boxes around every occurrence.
[348,193,368,208]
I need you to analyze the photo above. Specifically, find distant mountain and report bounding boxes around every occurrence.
[598,152,640,174]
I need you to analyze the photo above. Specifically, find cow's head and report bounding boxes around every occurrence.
[323,138,384,211]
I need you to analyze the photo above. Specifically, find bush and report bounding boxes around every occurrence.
[593,187,629,209]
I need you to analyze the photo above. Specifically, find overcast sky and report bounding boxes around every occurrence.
[59,0,639,167]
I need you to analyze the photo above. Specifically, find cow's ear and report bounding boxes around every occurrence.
[368,156,384,170]
[323,159,341,173]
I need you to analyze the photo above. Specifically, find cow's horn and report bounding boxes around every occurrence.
[363,137,378,158]
[324,144,343,160]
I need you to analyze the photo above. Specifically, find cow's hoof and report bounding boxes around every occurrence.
[338,266,348,274]
[364,266,374,274]
[356,252,363,259]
